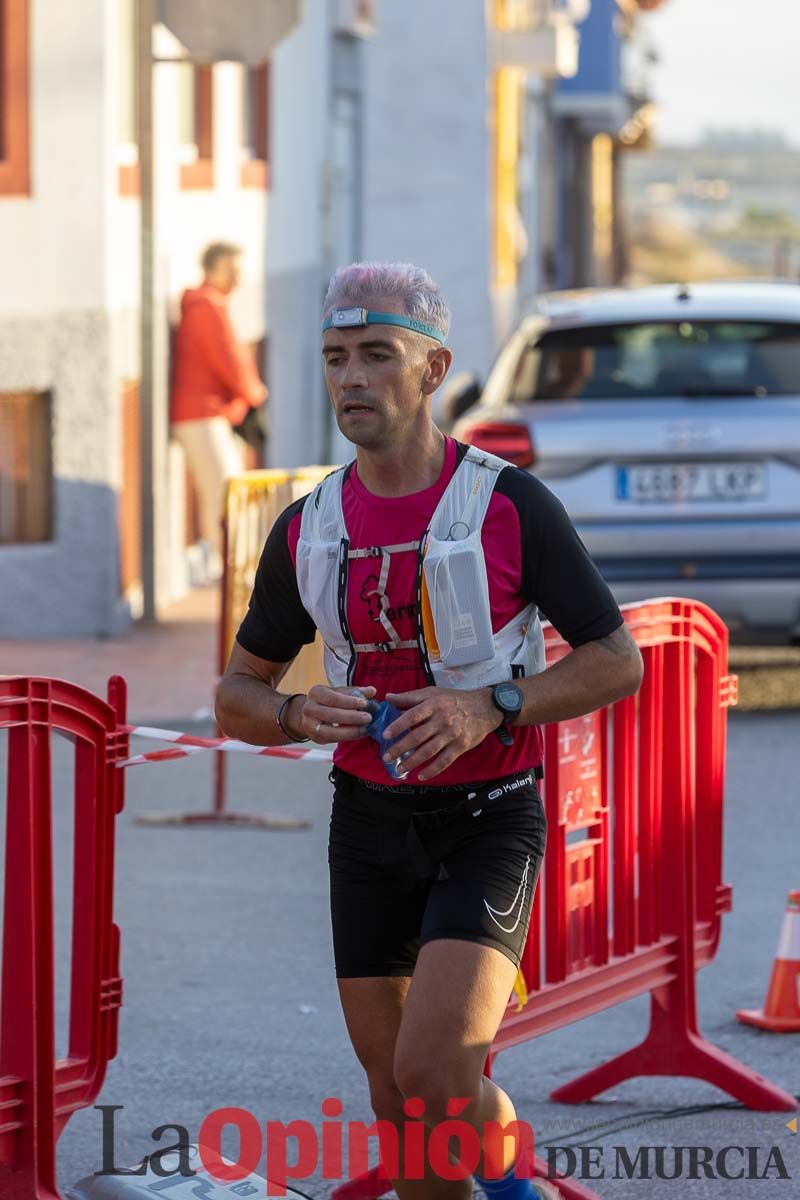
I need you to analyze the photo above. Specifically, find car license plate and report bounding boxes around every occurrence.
[617,462,766,503]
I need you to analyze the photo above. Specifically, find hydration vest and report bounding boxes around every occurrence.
[295,447,547,691]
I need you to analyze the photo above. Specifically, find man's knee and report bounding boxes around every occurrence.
[367,1072,406,1123]
[393,1057,479,1128]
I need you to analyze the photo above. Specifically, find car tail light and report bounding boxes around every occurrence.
[461,421,536,468]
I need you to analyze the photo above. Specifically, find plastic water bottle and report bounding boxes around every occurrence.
[358,696,413,780]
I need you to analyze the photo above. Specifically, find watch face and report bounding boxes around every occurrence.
[495,682,522,712]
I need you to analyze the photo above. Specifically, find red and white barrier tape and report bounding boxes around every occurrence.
[118,725,334,769]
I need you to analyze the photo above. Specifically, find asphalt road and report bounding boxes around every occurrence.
[1,704,799,1200]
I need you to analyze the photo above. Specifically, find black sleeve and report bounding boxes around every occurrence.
[235,496,317,662]
[494,466,624,649]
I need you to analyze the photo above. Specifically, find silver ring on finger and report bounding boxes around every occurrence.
[315,721,323,737]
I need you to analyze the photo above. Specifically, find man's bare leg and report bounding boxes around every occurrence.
[337,942,533,1197]
[337,975,472,1200]
[394,940,527,1181]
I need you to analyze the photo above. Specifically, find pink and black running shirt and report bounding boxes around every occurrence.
[236,437,623,786]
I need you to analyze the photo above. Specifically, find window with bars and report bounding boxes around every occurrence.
[0,392,53,544]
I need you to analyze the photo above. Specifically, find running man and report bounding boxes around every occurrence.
[215,263,643,1200]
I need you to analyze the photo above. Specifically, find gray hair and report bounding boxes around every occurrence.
[322,261,451,341]
[201,241,241,272]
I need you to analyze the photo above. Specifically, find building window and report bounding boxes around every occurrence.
[241,63,269,189]
[0,393,52,543]
[0,0,31,196]
[179,64,214,190]
[117,0,139,195]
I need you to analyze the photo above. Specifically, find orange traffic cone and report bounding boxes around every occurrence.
[737,890,800,1032]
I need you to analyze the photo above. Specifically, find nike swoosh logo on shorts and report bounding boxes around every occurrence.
[483,854,531,934]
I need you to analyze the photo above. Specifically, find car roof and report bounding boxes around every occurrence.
[524,281,800,332]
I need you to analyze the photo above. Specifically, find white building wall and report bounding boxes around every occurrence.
[0,0,109,318]
[266,0,332,469]
[0,0,121,637]
[361,0,493,388]
[267,0,495,470]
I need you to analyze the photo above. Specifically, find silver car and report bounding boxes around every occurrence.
[453,282,800,638]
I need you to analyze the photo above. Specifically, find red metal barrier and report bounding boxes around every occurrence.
[0,676,127,1200]
[3,599,795,1200]
[499,599,779,1102]
[331,598,796,1200]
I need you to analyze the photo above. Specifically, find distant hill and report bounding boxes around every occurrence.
[623,130,800,282]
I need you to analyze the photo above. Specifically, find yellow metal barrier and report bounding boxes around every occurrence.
[210,466,335,824]
[218,467,336,694]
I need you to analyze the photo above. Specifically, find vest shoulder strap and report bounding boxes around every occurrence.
[300,464,348,542]
[428,446,508,540]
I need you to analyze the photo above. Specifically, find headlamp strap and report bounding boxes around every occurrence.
[322,308,445,345]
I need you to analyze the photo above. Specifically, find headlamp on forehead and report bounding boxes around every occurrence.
[322,307,446,345]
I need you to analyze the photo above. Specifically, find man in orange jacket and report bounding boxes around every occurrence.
[171,241,267,576]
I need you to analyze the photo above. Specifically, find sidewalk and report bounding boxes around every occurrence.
[0,585,220,723]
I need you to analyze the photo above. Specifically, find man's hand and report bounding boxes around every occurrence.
[224,397,250,425]
[289,685,378,744]
[383,687,499,781]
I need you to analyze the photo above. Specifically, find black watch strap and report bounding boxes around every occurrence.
[494,720,514,747]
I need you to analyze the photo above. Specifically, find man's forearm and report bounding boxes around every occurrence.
[215,673,302,745]
[513,625,643,728]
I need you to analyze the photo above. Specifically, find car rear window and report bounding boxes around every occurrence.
[510,321,800,401]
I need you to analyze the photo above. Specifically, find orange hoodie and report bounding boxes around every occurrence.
[170,285,265,425]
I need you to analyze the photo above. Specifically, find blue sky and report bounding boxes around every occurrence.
[642,0,800,146]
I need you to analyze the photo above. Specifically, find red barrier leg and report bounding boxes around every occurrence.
[552,635,796,1113]
[550,983,797,1110]
[330,1164,392,1200]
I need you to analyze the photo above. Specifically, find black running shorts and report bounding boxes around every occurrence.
[328,767,547,978]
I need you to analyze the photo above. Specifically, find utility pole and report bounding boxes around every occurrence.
[137,0,164,621]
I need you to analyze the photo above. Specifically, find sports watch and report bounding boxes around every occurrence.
[490,681,524,747]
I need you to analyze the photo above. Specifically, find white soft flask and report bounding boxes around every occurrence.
[422,525,495,668]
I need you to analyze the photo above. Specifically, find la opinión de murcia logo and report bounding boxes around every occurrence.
[93,1104,792,1195]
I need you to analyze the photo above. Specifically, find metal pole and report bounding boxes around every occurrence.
[138,0,157,620]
